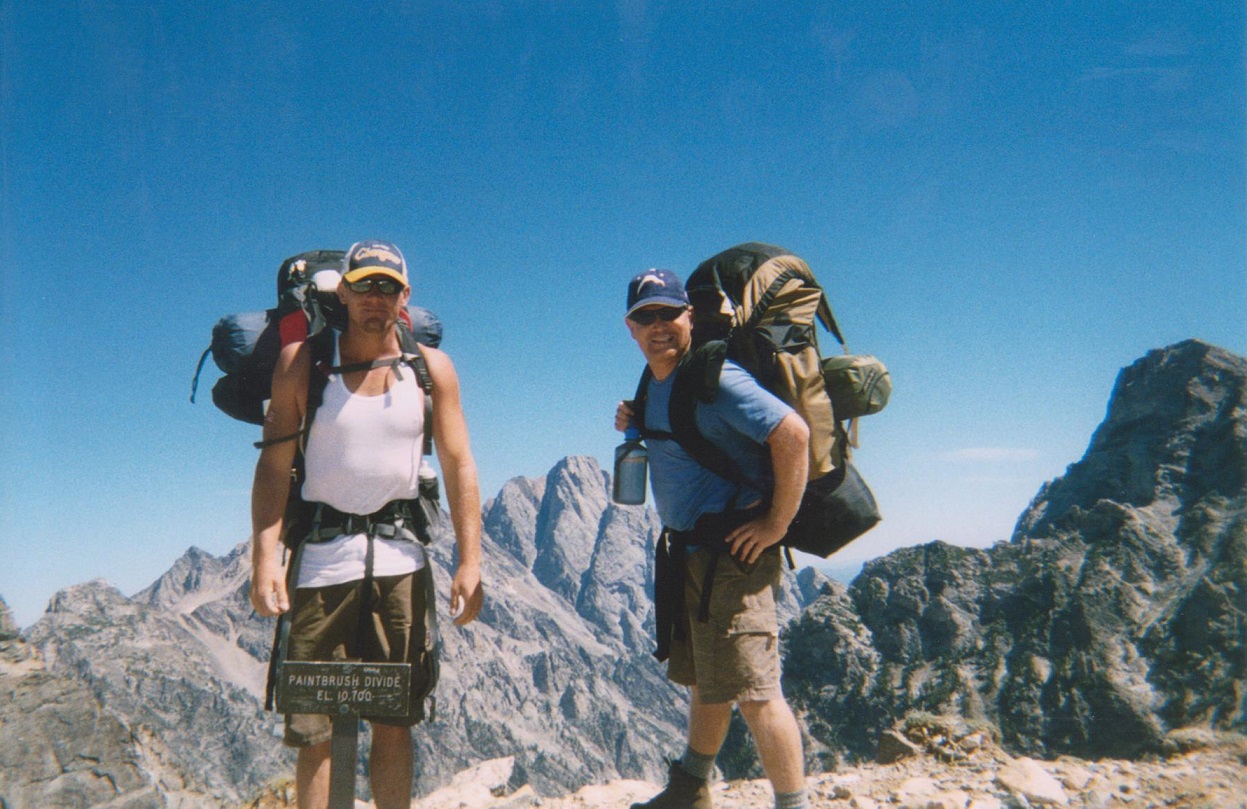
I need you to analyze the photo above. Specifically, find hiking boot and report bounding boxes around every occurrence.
[631,760,712,809]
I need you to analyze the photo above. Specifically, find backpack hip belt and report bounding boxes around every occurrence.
[307,499,424,544]
[666,504,766,546]
[665,505,771,626]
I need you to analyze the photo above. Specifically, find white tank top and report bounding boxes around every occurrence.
[297,356,429,588]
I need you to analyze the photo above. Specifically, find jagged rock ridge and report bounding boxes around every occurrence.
[0,593,220,808]
[0,456,824,807]
[779,339,1247,771]
[6,340,1241,804]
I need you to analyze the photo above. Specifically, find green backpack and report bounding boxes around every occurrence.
[637,242,890,557]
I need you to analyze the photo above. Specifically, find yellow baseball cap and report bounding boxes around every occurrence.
[343,240,408,287]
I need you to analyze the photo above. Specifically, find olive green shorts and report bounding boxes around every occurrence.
[283,571,436,747]
[667,547,783,705]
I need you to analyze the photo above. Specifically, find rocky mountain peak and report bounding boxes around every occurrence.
[1016,339,1247,539]
[44,578,133,622]
[5,341,1243,806]
[138,544,231,611]
[779,340,1247,767]
[531,455,611,602]
[483,474,545,567]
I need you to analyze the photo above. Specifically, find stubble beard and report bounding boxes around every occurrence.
[356,313,396,335]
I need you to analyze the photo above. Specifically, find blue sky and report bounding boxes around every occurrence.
[2,2,1243,629]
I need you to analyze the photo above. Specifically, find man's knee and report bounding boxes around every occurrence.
[737,697,793,723]
[371,723,412,747]
[298,739,331,764]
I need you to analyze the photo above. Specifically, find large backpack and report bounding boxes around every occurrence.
[635,242,889,558]
[188,248,445,545]
[197,252,447,714]
[190,250,442,425]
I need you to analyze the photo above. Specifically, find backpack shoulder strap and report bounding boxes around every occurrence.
[397,334,435,458]
[329,326,435,457]
[631,343,757,518]
[296,326,434,457]
[252,328,335,450]
[632,341,728,437]
[631,365,656,437]
[667,342,752,489]
[398,327,433,389]
[305,327,337,418]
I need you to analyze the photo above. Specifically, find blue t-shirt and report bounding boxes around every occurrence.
[644,361,792,531]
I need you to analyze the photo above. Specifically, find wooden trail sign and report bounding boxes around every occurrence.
[275,661,412,809]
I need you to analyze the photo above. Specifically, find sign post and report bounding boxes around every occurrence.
[275,661,412,809]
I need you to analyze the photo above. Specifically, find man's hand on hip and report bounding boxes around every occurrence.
[725,514,789,564]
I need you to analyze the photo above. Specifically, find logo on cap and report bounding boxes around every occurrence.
[351,245,402,268]
[626,267,688,314]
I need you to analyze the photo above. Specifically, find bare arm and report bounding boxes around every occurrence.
[726,412,809,563]
[423,346,484,626]
[248,341,309,617]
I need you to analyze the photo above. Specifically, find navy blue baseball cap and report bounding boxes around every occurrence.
[626,268,689,316]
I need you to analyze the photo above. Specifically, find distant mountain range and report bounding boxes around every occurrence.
[0,453,823,807]
[2,339,1243,808]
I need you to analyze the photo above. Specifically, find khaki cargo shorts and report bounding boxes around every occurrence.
[667,547,783,705]
[283,571,436,747]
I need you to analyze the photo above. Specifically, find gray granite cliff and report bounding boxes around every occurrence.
[777,340,1246,775]
[0,457,820,807]
[3,340,1242,806]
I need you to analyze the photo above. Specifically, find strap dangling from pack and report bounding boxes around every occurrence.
[413,544,441,721]
[264,538,307,711]
[254,429,306,449]
[696,552,719,624]
[350,535,377,660]
[652,530,683,662]
[190,346,212,404]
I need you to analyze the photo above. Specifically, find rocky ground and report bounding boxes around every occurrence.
[245,724,1247,809]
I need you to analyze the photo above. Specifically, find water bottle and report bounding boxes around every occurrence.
[613,426,648,505]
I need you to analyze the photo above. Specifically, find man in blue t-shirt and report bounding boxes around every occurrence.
[615,269,811,809]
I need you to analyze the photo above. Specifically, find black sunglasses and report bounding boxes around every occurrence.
[628,306,688,326]
[346,277,403,295]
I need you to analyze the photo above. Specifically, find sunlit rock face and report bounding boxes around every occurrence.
[781,340,1247,771]
[0,455,821,805]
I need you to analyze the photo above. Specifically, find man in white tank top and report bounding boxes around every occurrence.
[249,240,483,809]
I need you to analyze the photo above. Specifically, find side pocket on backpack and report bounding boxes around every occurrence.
[413,473,442,544]
[414,646,440,703]
[783,463,881,558]
[280,474,315,549]
[821,354,892,421]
